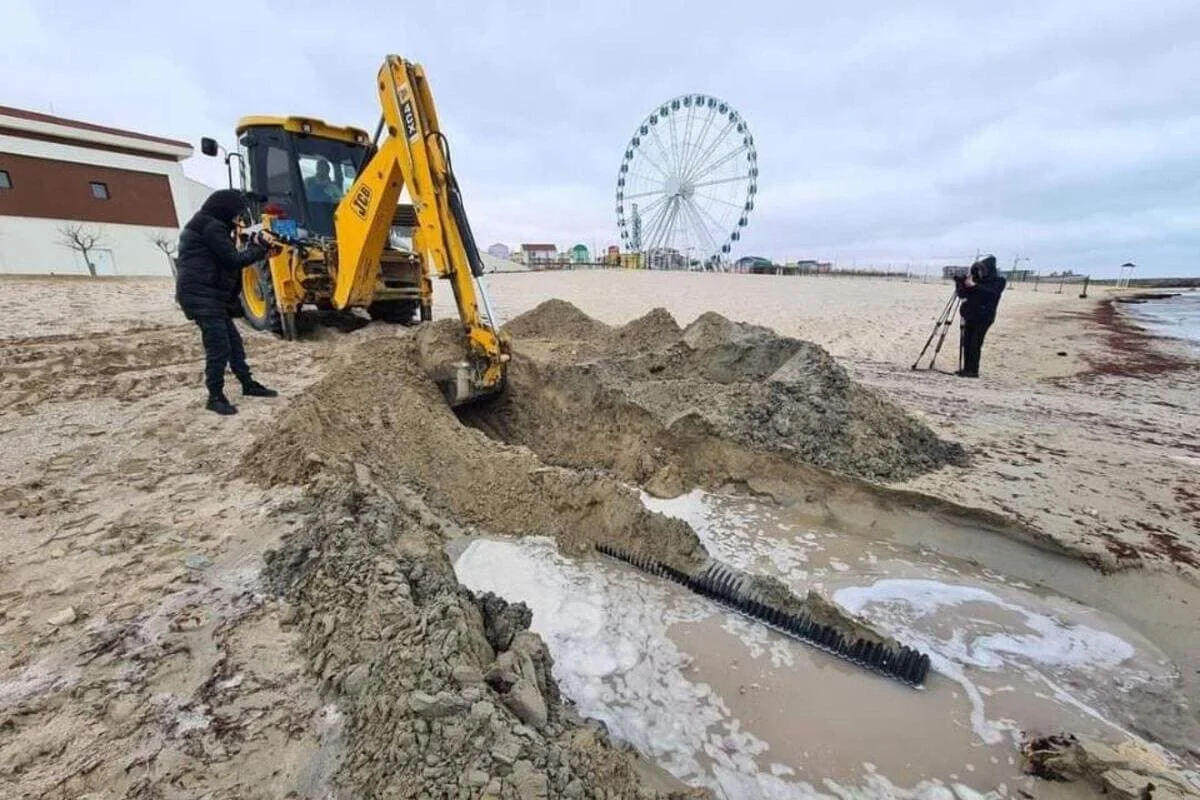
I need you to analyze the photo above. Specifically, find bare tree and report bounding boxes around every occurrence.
[57,223,107,276]
[150,232,179,276]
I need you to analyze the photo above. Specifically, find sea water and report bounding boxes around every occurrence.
[1125,291,1200,350]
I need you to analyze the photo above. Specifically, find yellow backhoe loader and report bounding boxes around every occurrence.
[199,54,509,406]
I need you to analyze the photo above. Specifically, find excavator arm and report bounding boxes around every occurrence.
[331,55,508,402]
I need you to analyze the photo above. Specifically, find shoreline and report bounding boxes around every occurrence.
[1094,291,1200,398]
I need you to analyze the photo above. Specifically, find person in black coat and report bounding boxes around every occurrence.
[954,254,1007,377]
[175,189,277,415]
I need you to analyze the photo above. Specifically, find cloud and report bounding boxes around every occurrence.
[1,0,1196,275]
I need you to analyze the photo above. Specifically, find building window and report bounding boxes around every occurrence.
[0,170,10,190]
[90,181,110,200]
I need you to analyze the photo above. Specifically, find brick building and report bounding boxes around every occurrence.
[0,106,214,275]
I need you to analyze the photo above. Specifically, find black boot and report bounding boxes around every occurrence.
[240,378,278,398]
[206,393,238,415]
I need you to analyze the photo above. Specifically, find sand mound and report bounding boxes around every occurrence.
[610,307,683,352]
[675,311,807,383]
[501,298,609,341]
[414,317,471,372]
[241,336,703,569]
[486,303,966,483]
[262,477,702,799]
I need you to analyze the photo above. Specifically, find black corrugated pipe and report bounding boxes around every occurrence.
[595,543,932,689]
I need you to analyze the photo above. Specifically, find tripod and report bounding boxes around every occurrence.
[911,287,963,372]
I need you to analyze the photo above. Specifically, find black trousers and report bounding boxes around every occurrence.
[960,318,993,375]
[195,316,251,397]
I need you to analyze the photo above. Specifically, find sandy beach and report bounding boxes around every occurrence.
[1,271,1197,798]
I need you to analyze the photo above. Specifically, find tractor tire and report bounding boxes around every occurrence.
[367,299,420,326]
[239,261,283,336]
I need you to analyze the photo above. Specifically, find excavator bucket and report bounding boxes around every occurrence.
[441,361,507,408]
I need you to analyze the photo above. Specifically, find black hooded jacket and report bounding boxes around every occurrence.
[956,254,1007,324]
[175,189,268,319]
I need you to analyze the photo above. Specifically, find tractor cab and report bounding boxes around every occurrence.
[230,116,371,238]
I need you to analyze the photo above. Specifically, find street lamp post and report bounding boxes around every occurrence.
[1011,254,1031,284]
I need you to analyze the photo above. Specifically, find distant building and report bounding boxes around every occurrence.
[570,244,589,264]
[790,259,831,274]
[735,255,774,274]
[519,243,557,266]
[646,247,687,270]
[486,243,511,261]
[0,105,208,276]
[1004,269,1036,282]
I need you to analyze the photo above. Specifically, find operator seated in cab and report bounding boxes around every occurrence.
[304,158,342,203]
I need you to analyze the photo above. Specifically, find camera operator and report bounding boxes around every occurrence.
[954,254,1007,378]
[175,189,279,415]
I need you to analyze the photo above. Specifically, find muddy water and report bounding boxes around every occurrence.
[450,490,1183,799]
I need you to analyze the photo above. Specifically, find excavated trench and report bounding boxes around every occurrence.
[240,301,1200,799]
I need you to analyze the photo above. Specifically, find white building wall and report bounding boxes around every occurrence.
[0,123,213,276]
[184,177,219,219]
[0,216,179,276]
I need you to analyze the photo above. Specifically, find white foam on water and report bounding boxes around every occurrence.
[834,580,1135,671]
[453,537,991,800]
[833,578,1141,744]
[719,614,797,668]
[642,489,818,578]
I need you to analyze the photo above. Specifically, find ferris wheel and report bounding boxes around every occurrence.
[615,94,758,269]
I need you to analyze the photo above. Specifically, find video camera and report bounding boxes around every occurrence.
[953,264,982,284]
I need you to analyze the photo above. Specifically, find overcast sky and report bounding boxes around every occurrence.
[3,0,1197,276]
